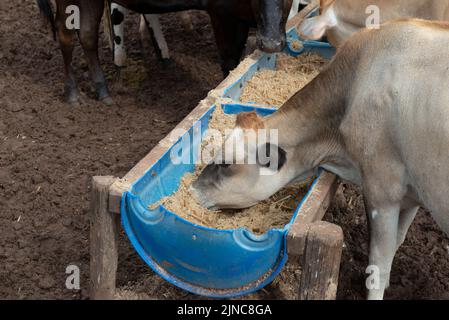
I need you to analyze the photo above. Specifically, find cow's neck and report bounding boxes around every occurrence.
[265,53,361,184]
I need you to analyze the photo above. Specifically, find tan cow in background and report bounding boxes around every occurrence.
[300,0,449,46]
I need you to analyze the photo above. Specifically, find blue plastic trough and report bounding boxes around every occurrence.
[121,27,335,298]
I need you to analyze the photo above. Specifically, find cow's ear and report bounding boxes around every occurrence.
[257,143,287,171]
[236,111,265,129]
[299,4,337,40]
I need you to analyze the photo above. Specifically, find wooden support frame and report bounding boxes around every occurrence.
[90,176,119,300]
[286,172,343,300]
[298,221,343,300]
[287,171,339,257]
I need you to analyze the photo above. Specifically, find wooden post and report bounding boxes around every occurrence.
[286,171,339,261]
[89,176,119,300]
[298,221,344,300]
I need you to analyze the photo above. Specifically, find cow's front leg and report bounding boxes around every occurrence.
[55,3,80,105]
[209,14,249,76]
[111,4,128,77]
[79,1,112,105]
[365,201,400,300]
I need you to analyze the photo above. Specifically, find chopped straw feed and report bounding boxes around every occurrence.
[152,169,311,235]
[240,53,327,107]
[149,52,327,234]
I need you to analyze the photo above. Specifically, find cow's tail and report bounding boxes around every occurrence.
[36,0,56,40]
[103,0,114,50]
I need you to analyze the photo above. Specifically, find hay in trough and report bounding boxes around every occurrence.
[148,53,326,234]
[153,170,311,235]
[240,53,327,107]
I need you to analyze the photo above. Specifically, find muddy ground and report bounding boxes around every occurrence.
[1,0,449,300]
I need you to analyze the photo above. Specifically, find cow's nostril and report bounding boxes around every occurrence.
[258,38,285,53]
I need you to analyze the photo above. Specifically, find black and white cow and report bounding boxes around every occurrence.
[112,0,309,72]
[111,3,171,69]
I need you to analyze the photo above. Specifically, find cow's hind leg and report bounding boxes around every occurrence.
[362,165,408,300]
[375,202,418,290]
[111,3,128,77]
[142,14,172,67]
[365,200,401,300]
[375,204,418,290]
[56,8,79,105]
[79,2,112,105]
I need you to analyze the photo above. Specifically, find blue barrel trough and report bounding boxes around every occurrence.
[121,26,336,298]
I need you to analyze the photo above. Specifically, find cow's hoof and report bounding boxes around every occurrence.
[68,94,87,107]
[161,58,174,68]
[115,65,124,81]
[68,100,80,108]
[65,87,82,106]
[96,84,113,106]
[101,96,114,106]
[67,94,81,107]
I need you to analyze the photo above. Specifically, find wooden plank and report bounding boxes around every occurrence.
[90,176,119,300]
[109,178,130,214]
[287,222,311,259]
[294,171,338,225]
[299,221,343,300]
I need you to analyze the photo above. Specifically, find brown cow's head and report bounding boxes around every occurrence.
[253,0,295,53]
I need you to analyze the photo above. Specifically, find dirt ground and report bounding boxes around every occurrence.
[1,1,449,300]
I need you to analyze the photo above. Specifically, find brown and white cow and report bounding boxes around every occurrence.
[300,0,449,47]
[192,19,449,300]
